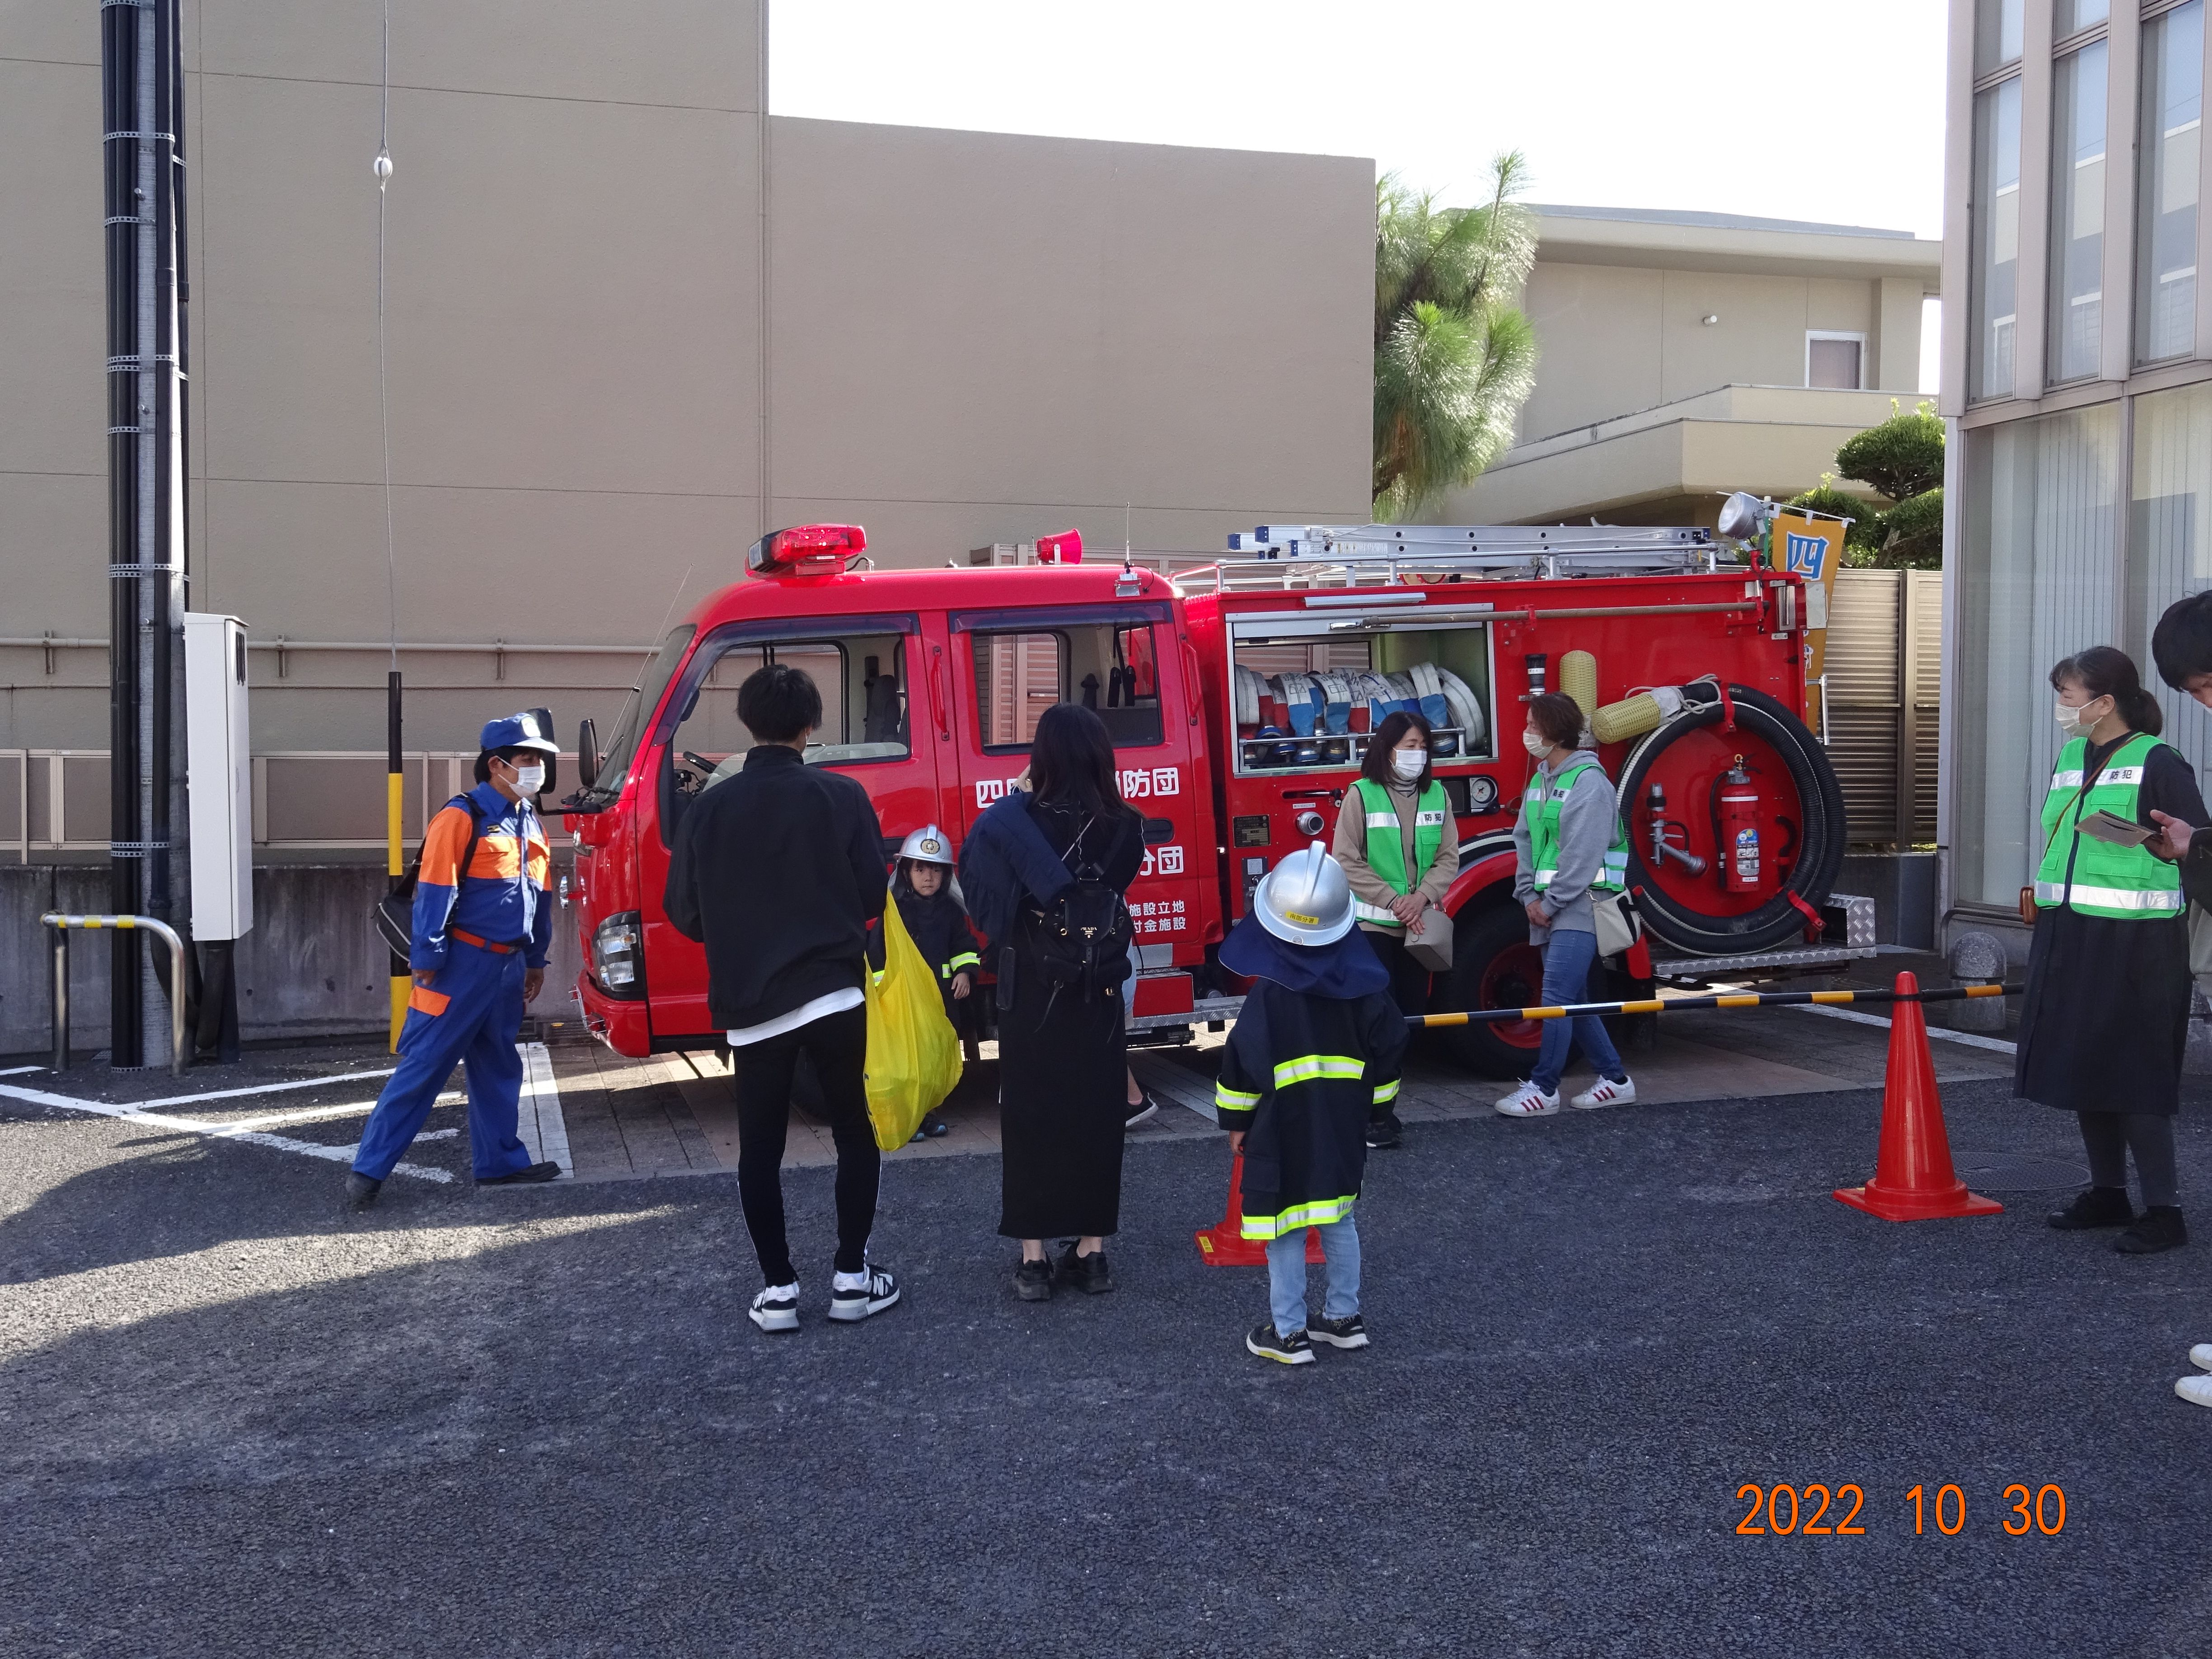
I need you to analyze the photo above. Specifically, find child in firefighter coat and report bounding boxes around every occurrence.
[1212,841,1408,1364]
[884,825,983,1139]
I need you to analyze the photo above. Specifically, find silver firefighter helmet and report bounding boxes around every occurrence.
[898,823,956,867]
[1254,839,1356,946]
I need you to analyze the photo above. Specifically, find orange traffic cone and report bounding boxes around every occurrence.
[1195,1147,1325,1265]
[1834,971,2003,1222]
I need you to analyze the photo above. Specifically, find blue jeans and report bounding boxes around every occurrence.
[1266,1212,1360,1336]
[1530,926,1626,1096]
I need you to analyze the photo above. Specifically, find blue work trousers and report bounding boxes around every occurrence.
[1266,1213,1360,1339]
[1530,925,1626,1095]
[352,938,534,1181]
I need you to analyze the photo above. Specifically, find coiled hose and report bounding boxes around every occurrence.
[1617,683,1847,956]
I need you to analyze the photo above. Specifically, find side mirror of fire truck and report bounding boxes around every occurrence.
[576,718,600,790]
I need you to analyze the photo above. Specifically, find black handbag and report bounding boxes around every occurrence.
[374,795,486,960]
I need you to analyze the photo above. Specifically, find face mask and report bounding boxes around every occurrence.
[1390,748,1426,782]
[509,762,546,795]
[2054,698,2104,739]
[1523,728,1551,758]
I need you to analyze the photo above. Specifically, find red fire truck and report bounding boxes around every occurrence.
[559,520,1859,1076]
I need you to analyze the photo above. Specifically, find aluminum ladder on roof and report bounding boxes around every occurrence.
[1170,521,1743,592]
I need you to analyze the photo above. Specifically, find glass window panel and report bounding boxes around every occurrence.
[1976,0,2025,72]
[2130,383,2212,751]
[1971,78,2023,400]
[2049,42,2109,383]
[2137,0,2203,364]
[1955,405,2120,908]
[2055,0,2108,36]
[972,623,1164,750]
[666,630,912,809]
[1808,335,1864,389]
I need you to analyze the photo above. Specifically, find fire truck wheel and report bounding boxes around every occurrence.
[1440,901,1550,1079]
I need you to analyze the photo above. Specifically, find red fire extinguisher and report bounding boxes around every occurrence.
[1718,756,1762,894]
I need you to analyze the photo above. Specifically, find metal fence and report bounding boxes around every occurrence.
[1823,568,1942,847]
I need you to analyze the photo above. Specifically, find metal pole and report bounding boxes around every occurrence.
[42,914,187,1079]
[1413,982,2023,1029]
[51,927,70,1073]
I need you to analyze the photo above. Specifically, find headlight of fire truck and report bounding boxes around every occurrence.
[593,912,643,995]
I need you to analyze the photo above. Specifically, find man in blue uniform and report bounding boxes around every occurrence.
[346,710,563,1207]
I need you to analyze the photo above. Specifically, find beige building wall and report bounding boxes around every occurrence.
[0,1,1370,781]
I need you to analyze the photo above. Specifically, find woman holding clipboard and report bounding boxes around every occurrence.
[2020,647,2208,1255]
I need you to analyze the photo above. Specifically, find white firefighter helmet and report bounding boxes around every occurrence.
[898,824,956,867]
[1253,839,1356,946]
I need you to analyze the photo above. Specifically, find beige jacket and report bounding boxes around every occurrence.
[1333,778,1459,933]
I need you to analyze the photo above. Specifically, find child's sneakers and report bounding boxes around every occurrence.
[1308,1313,1368,1350]
[1494,1083,1562,1118]
[1245,1323,1315,1365]
[1570,1075,1637,1110]
[748,1283,800,1333]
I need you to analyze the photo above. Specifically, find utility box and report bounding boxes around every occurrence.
[185,612,253,939]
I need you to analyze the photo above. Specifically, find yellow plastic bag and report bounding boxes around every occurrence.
[863,900,964,1149]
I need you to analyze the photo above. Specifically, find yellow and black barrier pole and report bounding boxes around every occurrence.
[386,668,407,1051]
[1411,983,2023,1028]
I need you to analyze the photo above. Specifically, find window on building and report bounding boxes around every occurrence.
[2129,382,2212,752]
[2137,0,2203,364]
[1954,405,2121,909]
[1975,0,2024,73]
[2055,0,2108,36]
[1971,76,2023,399]
[1806,333,1865,389]
[970,621,1163,750]
[2049,40,2109,383]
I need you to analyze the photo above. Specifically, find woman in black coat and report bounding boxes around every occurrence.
[2018,647,2207,1255]
[960,703,1143,1300]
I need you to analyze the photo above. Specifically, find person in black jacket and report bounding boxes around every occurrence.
[1213,841,1407,1365]
[663,664,900,1334]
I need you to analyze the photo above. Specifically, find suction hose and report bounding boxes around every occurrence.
[1617,683,1847,956]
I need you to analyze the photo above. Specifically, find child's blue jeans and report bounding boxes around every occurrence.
[1266,1212,1361,1337]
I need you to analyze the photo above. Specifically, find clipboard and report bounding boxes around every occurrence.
[2076,809,2154,847]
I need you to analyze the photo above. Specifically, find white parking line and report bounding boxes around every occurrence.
[517,1043,572,1176]
[1780,1002,2017,1054]
[126,1068,399,1112]
[0,1066,42,1077]
[0,1079,453,1182]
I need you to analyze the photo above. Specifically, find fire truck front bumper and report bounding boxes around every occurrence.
[573,972,653,1057]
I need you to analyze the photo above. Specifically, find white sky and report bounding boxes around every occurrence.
[771,1,1950,239]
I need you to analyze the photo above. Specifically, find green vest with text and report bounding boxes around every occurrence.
[1524,758,1630,895]
[2034,731,2183,919]
[1351,777,1448,927]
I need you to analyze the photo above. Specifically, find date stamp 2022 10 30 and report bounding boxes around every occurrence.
[1733,1483,2070,1537]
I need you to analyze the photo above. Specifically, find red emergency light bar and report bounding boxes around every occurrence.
[1036,528,1083,564]
[746,522,869,578]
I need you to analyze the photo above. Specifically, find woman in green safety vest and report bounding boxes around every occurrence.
[1333,710,1459,1148]
[2021,646,2207,1257]
[1495,691,1636,1120]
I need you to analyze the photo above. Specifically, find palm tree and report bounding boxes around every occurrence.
[1372,155,1539,521]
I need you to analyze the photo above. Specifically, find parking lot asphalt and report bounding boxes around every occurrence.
[4,1040,2210,1658]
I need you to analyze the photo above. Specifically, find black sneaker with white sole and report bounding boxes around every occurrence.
[748,1285,800,1333]
[1246,1322,1315,1365]
[1308,1313,1368,1350]
[1365,1112,1402,1150]
[1124,1091,1160,1129]
[827,1264,901,1322]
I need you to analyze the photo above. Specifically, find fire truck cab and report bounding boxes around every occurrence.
[561,520,1856,1077]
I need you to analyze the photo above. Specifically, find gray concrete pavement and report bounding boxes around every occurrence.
[3,1021,2208,1656]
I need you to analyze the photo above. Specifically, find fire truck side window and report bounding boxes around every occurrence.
[665,630,911,805]
[971,623,1163,751]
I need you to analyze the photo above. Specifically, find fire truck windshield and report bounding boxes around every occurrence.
[578,624,695,802]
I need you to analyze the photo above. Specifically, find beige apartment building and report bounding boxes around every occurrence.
[1941,0,2212,954]
[1434,205,1941,528]
[0,0,1371,853]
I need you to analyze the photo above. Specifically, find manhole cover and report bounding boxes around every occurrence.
[1950,1153,2086,1191]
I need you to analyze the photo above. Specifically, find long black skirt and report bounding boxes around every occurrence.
[2015,906,2190,1116]
[997,927,1129,1240]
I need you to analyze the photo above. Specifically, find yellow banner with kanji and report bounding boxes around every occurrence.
[1768,510,1847,737]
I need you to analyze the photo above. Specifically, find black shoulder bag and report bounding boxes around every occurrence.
[373,794,487,961]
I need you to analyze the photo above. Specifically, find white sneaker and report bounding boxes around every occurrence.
[2177,1373,2212,1408]
[749,1284,800,1333]
[1494,1083,1562,1118]
[2190,1341,2212,1371]
[1571,1076,1637,1110]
